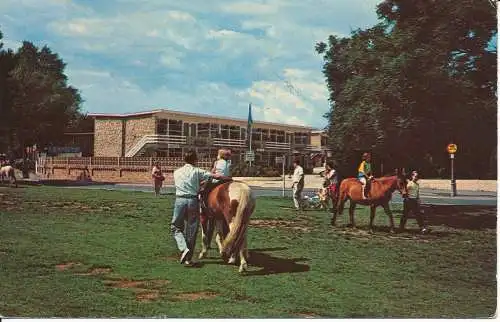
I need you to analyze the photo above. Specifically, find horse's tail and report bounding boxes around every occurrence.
[221,182,255,257]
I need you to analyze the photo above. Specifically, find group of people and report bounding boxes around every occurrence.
[154,149,428,268]
[294,151,428,233]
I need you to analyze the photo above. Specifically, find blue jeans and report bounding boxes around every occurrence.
[171,197,200,260]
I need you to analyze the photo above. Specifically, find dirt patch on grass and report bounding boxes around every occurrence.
[24,200,134,213]
[136,290,161,302]
[0,191,22,211]
[104,279,169,289]
[104,279,169,302]
[172,291,218,301]
[75,267,113,276]
[250,219,311,232]
[336,228,432,242]
[295,312,320,318]
[55,262,84,271]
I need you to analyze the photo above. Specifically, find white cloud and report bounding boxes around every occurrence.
[221,1,284,15]
[0,0,382,128]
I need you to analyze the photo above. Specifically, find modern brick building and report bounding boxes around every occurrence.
[89,109,330,168]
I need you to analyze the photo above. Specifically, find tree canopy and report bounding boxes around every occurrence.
[0,30,88,158]
[316,0,497,179]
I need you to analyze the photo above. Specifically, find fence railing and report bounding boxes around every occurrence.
[42,156,213,172]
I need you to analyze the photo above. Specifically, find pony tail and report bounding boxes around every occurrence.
[221,183,255,257]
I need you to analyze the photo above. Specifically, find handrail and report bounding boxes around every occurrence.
[125,134,187,157]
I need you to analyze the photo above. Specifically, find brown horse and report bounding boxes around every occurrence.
[200,180,256,273]
[331,170,408,233]
[0,165,17,188]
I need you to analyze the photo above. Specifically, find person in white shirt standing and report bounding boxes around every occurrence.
[172,150,230,266]
[291,159,305,211]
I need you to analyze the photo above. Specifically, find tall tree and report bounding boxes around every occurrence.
[2,39,83,156]
[316,0,497,178]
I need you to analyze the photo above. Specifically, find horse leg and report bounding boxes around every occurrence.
[215,219,225,255]
[369,205,377,234]
[198,212,210,259]
[331,195,344,226]
[383,203,396,233]
[348,202,356,228]
[238,236,248,273]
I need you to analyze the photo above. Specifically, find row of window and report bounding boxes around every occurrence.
[156,119,311,144]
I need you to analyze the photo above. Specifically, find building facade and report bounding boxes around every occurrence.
[90,109,330,169]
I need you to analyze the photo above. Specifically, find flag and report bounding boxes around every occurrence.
[247,103,253,128]
[246,103,253,145]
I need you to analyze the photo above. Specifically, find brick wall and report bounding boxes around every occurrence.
[94,120,124,157]
[124,117,156,155]
[47,167,174,184]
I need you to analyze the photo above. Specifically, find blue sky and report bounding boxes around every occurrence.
[0,0,381,129]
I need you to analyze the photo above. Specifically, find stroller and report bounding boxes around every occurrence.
[302,189,329,210]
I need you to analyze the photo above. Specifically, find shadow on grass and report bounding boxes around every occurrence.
[244,250,310,276]
[421,205,496,230]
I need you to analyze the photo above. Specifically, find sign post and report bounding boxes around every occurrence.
[282,155,286,198]
[446,143,458,197]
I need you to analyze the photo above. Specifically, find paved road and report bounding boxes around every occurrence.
[64,183,497,206]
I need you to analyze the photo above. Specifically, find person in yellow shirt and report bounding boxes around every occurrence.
[357,152,373,199]
[399,170,429,234]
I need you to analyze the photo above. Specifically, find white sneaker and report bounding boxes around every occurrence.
[180,248,190,264]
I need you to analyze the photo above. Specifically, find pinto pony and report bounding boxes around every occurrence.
[0,165,17,187]
[331,169,407,233]
[199,180,256,273]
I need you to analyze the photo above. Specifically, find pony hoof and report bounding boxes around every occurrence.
[198,252,206,259]
[389,229,395,234]
[228,256,236,264]
[369,229,374,234]
[239,263,248,273]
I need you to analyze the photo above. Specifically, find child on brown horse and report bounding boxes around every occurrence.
[357,152,373,199]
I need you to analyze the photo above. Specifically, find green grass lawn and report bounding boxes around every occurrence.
[0,185,496,318]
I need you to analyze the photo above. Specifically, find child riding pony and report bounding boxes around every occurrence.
[332,169,408,233]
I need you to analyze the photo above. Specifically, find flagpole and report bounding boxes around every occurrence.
[248,102,253,170]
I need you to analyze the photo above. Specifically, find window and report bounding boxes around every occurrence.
[229,126,240,140]
[221,125,230,139]
[269,130,277,142]
[321,136,327,146]
[252,128,262,141]
[190,124,197,137]
[183,123,190,136]
[241,128,247,141]
[277,130,285,143]
[294,132,309,145]
[168,120,182,136]
[210,124,220,138]
[261,129,270,141]
[198,123,209,137]
[157,119,168,135]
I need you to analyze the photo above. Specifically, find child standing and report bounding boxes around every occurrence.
[151,161,165,196]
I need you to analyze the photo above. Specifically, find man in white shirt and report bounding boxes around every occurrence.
[172,150,230,265]
[291,159,305,211]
